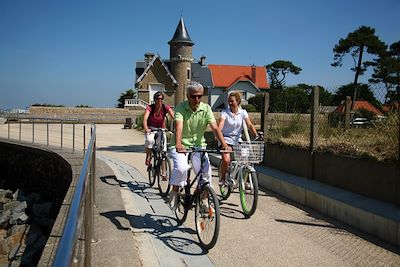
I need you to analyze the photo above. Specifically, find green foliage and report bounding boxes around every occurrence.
[135,112,144,130]
[318,86,335,106]
[247,93,264,112]
[269,85,311,113]
[241,104,257,112]
[266,60,302,89]
[117,89,138,108]
[368,41,400,104]
[332,83,381,108]
[332,25,387,103]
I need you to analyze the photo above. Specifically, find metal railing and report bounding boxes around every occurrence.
[1,118,90,152]
[53,124,96,266]
[0,118,96,265]
[124,98,148,108]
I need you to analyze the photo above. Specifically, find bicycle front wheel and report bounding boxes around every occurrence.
[175,188,189,225]
[239,169,259,217]
[147,156,157,187]
[157,154,171,196]
[195,185,220,249]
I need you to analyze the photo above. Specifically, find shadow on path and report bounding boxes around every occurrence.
[97,144,144,153]
[100,210,208,255]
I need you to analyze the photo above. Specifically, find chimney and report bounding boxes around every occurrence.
[251,65,256,83]
[200,55,206,67]
[144,52,155,66]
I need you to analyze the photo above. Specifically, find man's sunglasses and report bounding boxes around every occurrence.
[189,94,202,99]
[156,97,163,100]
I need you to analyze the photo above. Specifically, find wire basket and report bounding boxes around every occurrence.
[232,141,264,164]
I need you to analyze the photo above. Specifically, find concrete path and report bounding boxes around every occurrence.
[93,124,400,267]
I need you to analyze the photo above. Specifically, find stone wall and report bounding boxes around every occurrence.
[263,143,400,207]
[26,106,143,123]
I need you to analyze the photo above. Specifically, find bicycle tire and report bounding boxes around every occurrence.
[218,163,232,200]
[195,184,220,249]
[239,168,258,217]
[157,154,171,196]
[175,188,189,225]
[147,155,157,187]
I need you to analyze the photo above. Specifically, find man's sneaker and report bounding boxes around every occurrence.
[168,191,178,211]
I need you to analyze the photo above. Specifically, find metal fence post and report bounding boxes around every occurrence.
[61,121,63,149]
[83,125,86,154]
[72,122,75,152]
[47,122,49,146]
[32,120,35,143]
[92,125,96,206]
[7,121,10,139]
[310,86,319,180]
[262,92,270,135]
[19,120,21,142]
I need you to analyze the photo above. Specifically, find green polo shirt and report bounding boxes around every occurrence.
[171,101,216,148]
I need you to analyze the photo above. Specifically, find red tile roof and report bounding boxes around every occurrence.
[334,100,383,115]
[208,64,269,89]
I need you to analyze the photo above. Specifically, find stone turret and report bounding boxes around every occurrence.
[169,17,194,105]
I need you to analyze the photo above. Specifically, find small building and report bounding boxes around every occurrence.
[333,100,383,116]
[132,17,269,110]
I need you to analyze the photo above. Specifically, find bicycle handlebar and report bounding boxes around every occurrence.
[177,147,230,154]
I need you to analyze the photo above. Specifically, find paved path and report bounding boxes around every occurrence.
[93,124,400,267]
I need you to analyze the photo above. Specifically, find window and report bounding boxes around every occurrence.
[187,68,191,80]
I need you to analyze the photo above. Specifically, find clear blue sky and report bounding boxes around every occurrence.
[1,0,399,109]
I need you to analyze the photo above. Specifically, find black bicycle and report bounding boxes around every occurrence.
[147,128,172,196]
[174,147,221,250]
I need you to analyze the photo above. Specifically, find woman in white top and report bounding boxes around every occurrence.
[218,92,258,184]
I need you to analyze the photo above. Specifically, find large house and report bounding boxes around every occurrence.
[132,17,269,110]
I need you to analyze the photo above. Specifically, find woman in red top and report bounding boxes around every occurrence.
[143,92,174,166]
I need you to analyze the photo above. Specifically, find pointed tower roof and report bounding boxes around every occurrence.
[168,17,194,45]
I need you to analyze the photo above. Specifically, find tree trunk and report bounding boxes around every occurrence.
[352,45,364,110]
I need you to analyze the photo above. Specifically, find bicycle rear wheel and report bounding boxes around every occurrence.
[239,168,258,217]
[157,154,171,196]
[175,188,189,225]
[147,155,157,187]
[218,164,232,200]
[195,184,220,249]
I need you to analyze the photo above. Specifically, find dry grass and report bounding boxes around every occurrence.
[266,112,399,162]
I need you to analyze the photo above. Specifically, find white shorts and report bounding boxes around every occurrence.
[169,148,212,187]
[144,132,167,151]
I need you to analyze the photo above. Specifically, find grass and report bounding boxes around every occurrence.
[265,112,399,162]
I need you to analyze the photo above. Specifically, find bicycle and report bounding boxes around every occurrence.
[174,147,221,250]
[219,136,264,217]
[147,127,172,196]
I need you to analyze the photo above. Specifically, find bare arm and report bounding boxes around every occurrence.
[218,117,226,132]
[143,110,150,133]
[244,117,258,137]
[175,120,184,152]
[210,121,228,149]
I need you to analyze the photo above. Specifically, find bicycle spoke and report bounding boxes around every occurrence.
[195,185,220,249]
[239,169,258,217]
[158,154,171,196]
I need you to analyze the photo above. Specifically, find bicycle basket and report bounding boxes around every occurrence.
[233,141,264,163]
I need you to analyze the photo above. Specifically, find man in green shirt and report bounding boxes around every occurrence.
[169,81,228,210]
